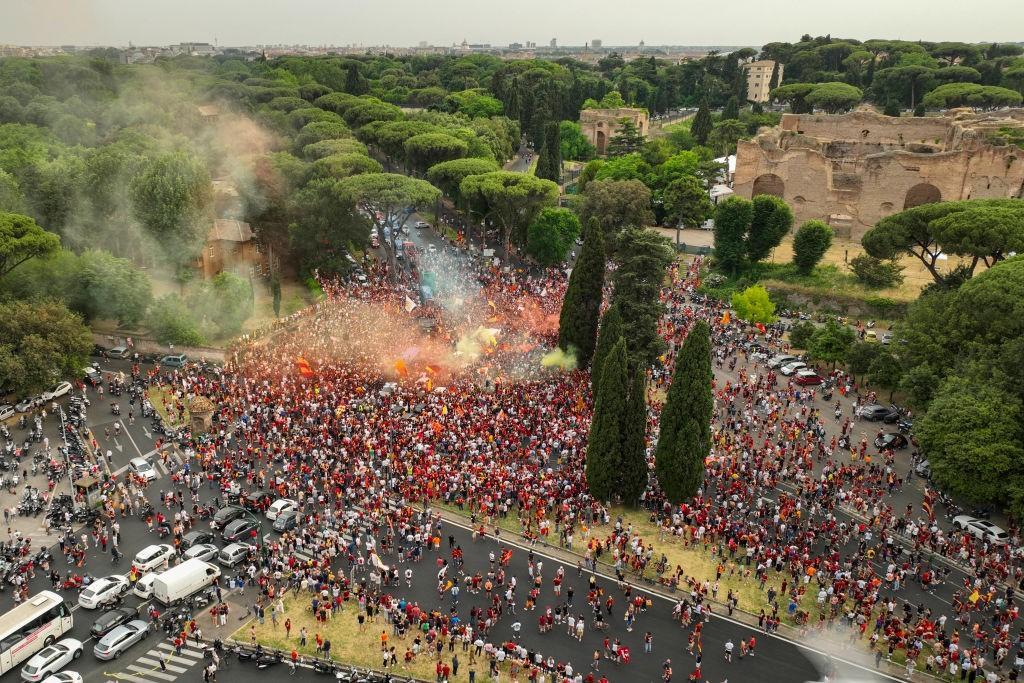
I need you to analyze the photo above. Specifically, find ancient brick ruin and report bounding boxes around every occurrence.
[734,109,1024,240]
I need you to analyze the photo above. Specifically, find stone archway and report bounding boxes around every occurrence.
[595,130,607,155]
[752,173,785,198]
[903,183,941,209]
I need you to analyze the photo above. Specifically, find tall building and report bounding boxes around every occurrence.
[550,38,557,48]
[743,60,782,103]
[591,39,602,48]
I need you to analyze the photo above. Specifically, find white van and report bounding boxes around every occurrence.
[151,558,221,606]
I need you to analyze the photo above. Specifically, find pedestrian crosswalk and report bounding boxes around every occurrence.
[112,450,184,480]
[108,639,206,683]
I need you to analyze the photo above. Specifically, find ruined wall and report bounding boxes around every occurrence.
[736,110,1024,240]
[579,107,649,155]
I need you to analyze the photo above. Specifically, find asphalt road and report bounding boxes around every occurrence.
[0,363,896,683]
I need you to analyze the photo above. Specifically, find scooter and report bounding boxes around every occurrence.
[256,651,282,670]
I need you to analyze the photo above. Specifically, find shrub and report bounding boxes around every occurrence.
[788,321,816,349]
[848,254,905,288]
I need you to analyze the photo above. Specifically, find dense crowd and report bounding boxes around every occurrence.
[71,242,1024,682]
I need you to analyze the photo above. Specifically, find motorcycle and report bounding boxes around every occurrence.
[111,403,121,416]
[256,651,282,670]
[313,659,337,675]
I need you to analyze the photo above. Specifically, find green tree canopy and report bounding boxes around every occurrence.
[713,196,752,275]
[655,320,712,504]
[559,120,595,161]
[459,171,558,258]
[807,320,856,365]
[922,82,1023,109]
[730,284,777,324]
[579,179,654,252]
[745,194,793,262]
[0,211,59,278]
[558,218,605,368]
[147,294,203,347]
[586,338,628,503]
[0,298,92,395]
[916,376,1024,507]
[404,132,470,174]
[129,151,212,265]
[612,226,674,366]
[426,157,500,203]
[526,207,580,266]
[804,81,864,113]
[339,172,440,260]
[792,219,833,274]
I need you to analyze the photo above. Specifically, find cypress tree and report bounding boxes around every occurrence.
[654,320,713,504]
[691,101,713,146]
[722,96,740,121]
[586,338,628,503]
[537,121,562,182]
[558,218,605,368]
[590,304,624,394]
[618,365,650,505]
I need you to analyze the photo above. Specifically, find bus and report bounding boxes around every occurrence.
[0,591,73,674]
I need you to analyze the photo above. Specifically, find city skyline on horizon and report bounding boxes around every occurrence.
[2,0,1023,50]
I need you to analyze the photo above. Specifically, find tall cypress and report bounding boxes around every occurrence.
[691,101,713,146]
[619,365,650,505]
[558,218,605,368]
[654,320,713,504]
[586,338,628,503]
[590,304,624,393]
[537,120,562,182]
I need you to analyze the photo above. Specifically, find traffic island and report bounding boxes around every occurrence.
[235,594,489,683]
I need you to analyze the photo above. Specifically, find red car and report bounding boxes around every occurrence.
[794,369,823,386]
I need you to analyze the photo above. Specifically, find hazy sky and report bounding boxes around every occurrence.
[2,0,1023,48]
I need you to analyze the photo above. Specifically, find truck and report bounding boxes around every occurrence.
[151,558,221,605]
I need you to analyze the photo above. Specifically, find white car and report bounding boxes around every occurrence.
[266,498,298,521]
[133,544,175,573]
[183,544,219,563]
[780,361,806,376]
[15,397,41,413]
[767,354,798,369]
[128,457,157,482]
[414,221,430,229]
[0,404,14,421]
[41,673,83,683]
[133,572,159,599]
[20,638,83,682]
[953,515,1010,546]
[78,575,129,609]
[41,382,73,401]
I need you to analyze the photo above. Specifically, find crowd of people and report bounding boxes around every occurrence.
[59,238,1024,682]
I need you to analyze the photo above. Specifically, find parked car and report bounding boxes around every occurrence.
[211,505,246,530]
[183,544,219,563]
[128,457,156,482]
[78,575,129,609]
[952,515,1010,546]
[780,361,806,376]
[21,639,83,682]
[180,530,214,551]
[880,332,893,345]
[266,498,298,521]
[414,221,430,229]
[864,330,879,343]
[217,542,252,567]
[221,518,259,543]
[272,510,299,532]
[40,673,83,683]
[41,382,73,401]
[0,404,14,421]
[793,369,823,386]
[857,404,899,422]
[107,346,130,359]
[874,433,909,450]
[90,607,138,639]
[914,459,931,478]
[133,573,158,599]
[133,544,176,573]
[16,397,41,413]
[767,354,798,370]
[93,620,150,660]
[160,354,187,368]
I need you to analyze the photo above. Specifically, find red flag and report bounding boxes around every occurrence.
[755,322,766,334]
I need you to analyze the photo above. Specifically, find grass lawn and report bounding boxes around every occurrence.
[146,386,188,427]
[239,595,486,682]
